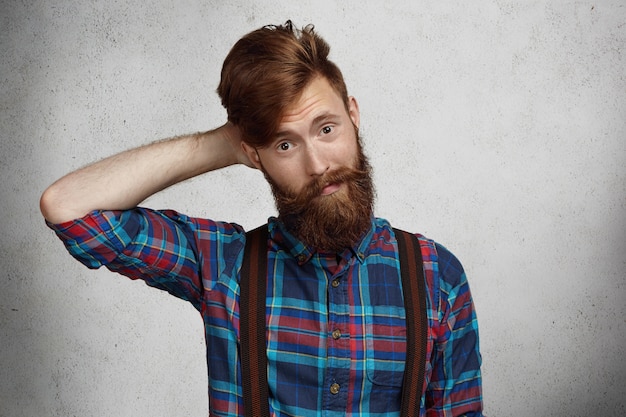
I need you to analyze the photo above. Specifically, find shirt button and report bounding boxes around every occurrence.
[332,329,341,340]
[297,254,306,263]
[330,383,340,395]
[331,278,340,288]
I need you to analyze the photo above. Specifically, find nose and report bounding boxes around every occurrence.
[303,144,330,177]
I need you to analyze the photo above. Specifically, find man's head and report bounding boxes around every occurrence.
[218,22,375,252]
[217,21,349,147]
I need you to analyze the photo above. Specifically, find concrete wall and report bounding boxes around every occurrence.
[1,1,624,416]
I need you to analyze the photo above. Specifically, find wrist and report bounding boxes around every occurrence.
[195,126,241,171]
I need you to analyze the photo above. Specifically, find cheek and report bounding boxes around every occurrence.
[264,162,308,193]
[331,137,359,167]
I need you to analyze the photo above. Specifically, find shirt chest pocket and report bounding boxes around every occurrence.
[364,305,406,387]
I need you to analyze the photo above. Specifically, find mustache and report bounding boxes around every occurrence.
[273,164,369,212]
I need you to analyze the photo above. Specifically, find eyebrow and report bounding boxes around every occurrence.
[311,112,339,127]
[274,112,340,139]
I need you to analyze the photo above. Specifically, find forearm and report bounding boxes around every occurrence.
[40,125,241,224]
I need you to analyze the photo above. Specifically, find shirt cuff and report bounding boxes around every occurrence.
[46,209,139,269]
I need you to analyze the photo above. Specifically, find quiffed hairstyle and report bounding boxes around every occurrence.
[217,21,349,147]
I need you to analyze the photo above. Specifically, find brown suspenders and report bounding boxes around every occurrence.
[394,228,428,416]
[240,224,270,417]
[240,225,427,416]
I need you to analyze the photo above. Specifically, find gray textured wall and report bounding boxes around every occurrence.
[1,1,625,416]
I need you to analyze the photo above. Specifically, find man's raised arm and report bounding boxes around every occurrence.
[40,122,252,224]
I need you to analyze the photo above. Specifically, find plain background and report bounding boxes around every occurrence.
[1,1,625,416]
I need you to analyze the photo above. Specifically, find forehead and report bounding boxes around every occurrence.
[279,77,346,125]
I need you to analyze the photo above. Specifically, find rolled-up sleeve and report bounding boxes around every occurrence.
[47,208,244,311]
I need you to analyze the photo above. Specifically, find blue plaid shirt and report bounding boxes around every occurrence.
[48,207,483,416]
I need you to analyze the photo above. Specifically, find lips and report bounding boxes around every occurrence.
[321,182,341,196]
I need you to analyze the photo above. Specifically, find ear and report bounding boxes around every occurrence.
[241,142,263,170]
[348,96,360,129]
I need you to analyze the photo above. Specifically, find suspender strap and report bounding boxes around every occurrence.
[240,224,270,417]
[240,225,427,417]
[394,228,428,417]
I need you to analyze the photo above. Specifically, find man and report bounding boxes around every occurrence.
[41,21,483,416]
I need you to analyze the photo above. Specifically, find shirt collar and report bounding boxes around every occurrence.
[267,216,376,266]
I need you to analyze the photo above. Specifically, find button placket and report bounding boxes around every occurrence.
[323,266,349,410]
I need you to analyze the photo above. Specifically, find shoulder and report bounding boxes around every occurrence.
[147,209,248,263]
[431,241,466,288]
[165,209,246,244]
[381,220,466,289]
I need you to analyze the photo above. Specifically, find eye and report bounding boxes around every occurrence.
[321,126,333,135]
[278,141,291,151]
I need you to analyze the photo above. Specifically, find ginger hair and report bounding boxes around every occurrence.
[217,21,349,147]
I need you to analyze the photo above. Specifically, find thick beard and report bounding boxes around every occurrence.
[265,140,375,253]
